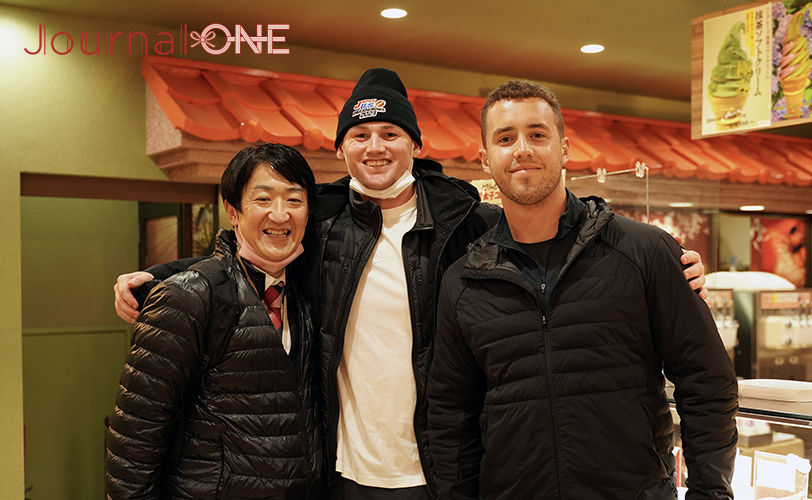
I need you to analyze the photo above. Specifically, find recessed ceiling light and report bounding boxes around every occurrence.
[580,44,604,54]
[806,209,812,214]
[740,205,765,212]
[668,202,694,208]
[381,8,407,18]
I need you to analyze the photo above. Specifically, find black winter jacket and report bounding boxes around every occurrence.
[105,230,322,500]
[301,160,501,495]
[427,194,738,500]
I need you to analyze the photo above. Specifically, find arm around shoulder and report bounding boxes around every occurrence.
[114,257,207,324]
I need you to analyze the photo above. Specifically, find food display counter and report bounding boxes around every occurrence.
[671,379,812,499]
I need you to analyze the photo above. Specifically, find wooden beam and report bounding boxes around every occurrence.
[567,174,812,215]
[20,173,217,204]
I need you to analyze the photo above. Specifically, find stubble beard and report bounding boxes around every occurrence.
[497,163,563,206]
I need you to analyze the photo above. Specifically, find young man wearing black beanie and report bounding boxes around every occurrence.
[112,68,709,500]
[312,68,501,500]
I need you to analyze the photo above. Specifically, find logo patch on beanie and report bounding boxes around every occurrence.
[352,98,387,119]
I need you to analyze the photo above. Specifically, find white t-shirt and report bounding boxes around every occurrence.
[335,193,426,488]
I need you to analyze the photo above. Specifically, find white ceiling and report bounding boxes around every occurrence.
[4,0,757,101]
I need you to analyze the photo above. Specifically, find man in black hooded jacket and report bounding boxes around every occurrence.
[427,81,737,500]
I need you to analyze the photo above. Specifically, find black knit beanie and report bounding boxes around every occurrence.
[334,68,422,149]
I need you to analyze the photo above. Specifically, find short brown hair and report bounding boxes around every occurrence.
[480,81,564,145]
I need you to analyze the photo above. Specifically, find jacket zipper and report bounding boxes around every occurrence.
[295,302,314,492]
[537,229,601,500]
[403,228,435,497]
[407,199,477,499]
[326,209,383,485]
[463,224,603,500]
[467,272,566,500]
[539,311,566,500]
[297,382,314,493]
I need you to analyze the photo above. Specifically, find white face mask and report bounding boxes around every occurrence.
[349,162,416,200]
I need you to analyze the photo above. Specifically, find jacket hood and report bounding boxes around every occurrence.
[578,196,613,237]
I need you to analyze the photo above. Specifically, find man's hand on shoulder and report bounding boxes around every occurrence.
[671,235,708,300]
[114,272,154,324]
[680,250,708,300]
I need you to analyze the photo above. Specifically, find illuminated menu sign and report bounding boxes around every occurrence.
[692,1,812,138]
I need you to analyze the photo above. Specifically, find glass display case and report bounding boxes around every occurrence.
[671,379,812,499]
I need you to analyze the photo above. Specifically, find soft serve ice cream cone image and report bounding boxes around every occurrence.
[779,7,811,120]
[707,21,753,131]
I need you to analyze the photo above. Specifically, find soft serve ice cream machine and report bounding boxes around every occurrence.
[705,289,739,363]
[735,290,812,380]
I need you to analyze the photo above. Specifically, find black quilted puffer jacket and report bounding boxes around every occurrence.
[428,194,738,500]
[105,230,322,500]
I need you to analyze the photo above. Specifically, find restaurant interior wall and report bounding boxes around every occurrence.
[20,197,138,500]
[1,7,153,497]
[718,212,812,287]
[720,213,756,272]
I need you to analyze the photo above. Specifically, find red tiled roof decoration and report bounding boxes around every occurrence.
[143,55,812,187]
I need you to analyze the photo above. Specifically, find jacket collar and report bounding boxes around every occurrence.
[465,190,614,272]
[214,228,239,262]
[413,165,483,233]
[214,228,263,292]
[215,227,307,301]
[489,189,586,252]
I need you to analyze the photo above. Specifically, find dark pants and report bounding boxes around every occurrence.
[329,477,432,500]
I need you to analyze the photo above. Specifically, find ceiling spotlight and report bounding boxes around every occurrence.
[668,202,694,208]
[580,44,604,54]
[381,8,407,18]
[739,205,765,212]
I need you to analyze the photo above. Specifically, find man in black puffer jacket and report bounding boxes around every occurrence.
[105,144,322,500]
[427,81,738,500]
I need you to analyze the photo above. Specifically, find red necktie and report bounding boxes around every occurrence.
[263,284,283,329]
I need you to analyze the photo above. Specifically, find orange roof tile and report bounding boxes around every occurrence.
[142,55,812,187]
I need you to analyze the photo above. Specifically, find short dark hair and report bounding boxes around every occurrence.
[480,81,565,145]
[220,143,317,213]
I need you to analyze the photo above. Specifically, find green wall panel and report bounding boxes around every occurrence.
[22,328,129,500]
[21,196,138,498]
[21,197,139,329]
